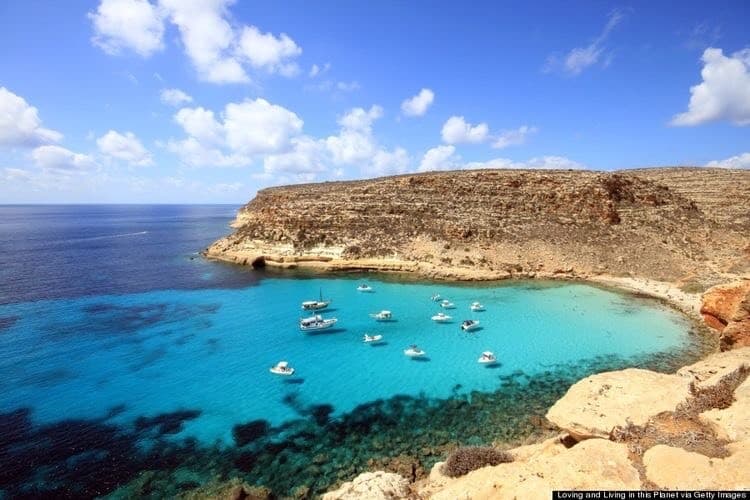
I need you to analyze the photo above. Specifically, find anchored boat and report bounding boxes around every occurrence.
[470,302,486,312]
[477,351,497,364]
[270,361,295,376]
[404,345,426,358]
[440,300,456,309]
[431,312,452,322]
[461,319,480,331]
[363,334,383,344]
[370,310,393,321]
[301,289,331,311]
[357,284,374,292]
[299,314,338,331]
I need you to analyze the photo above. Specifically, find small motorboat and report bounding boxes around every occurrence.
[299,314,338,331]
[431,312,452,322]
[440,300,455,309]
[270,361,295,376]
[460,319,480,331]
[301,289,331,311]
[404,345,426,358]
[370,310,393,321]
[430,293,442,302]
[470,302,486,312]
[363,334,383,344]
[478,351,497,364]
[357,284,374,292]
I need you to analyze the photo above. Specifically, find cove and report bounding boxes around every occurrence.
[0,275,713,497]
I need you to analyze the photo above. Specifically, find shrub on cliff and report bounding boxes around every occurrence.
[441,446,513,477]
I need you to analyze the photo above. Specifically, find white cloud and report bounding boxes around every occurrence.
[237,25,302,75]
[91,0,304,84]
[441,116,489,144]
[97,130,153,166]
[160,88,193,106]
[464,155,585,170]
[174,106,224,145]
[88,0,164,57]
[671,48,750,126]
[336,81,361,92]
[401,88,435,117]
[159,0,248,84]
[223,98,304,154]
[166,137,250,168]
[419,145,460,172]
[371,147,410,176]
[326,106,383,165]
[706,152,750,169]
[0,87,63,148]
[492,125,538,149]
[169,98,303,166]
[262,136,327,179]
[545,9,625,75]
[31,145,98,172]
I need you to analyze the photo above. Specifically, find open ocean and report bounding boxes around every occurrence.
[0,205,714,498]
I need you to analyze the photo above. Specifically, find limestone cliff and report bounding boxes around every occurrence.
[207,168,749,286]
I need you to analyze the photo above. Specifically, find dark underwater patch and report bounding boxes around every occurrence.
[0,315,20,331]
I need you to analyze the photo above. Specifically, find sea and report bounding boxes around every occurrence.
[0,205,714,498]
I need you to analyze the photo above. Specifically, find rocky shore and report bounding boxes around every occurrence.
[202,167,750,497]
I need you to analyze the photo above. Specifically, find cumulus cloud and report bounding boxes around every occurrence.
[545,9,625,75]
[89,0,303,84]
[492,125,538,149]
[97,130,153,166]
[671,47,750,126]
[309,63,330,78]
[168,98,303,167]
[441,116,489,144]
[0,87,63,148]
[88,0,165,57]
[706,152,750,169]
[419,145,460,172]
[237,25,302,76]
[31,145,98,172]
[160,88,193,106]
[401,88,435,117]
[371,147,410,176]
[325,106,383,165]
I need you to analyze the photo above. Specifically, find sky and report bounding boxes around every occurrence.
[1,0,749,203]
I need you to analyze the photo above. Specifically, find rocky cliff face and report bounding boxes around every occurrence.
[208,167,749,285]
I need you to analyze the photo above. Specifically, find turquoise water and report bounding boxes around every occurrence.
[0,206,714,498]
[0,277,697,448]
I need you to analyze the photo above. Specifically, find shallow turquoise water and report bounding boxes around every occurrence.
[0,276,697,447]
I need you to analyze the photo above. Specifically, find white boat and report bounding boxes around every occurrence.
[460,319,481,331]
[370,310,393,321]
[404,345,426,357]
[431,312,452,322]
[357,284,374,292]
[440,300,455,309]
[301,289,331,311]
[478,351,497,364]
[470,302,485,312]
[270,361,295,376]
[430,293,442,302]
[299,314,338,331]
[363,334,383,343]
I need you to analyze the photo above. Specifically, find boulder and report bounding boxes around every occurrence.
[322,471,410,500]
[545,368,690,440]
[643,442,750,490]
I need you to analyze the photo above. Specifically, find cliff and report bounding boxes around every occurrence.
[207,168,749,287]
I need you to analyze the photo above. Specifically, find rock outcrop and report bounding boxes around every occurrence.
[321,471,410,500]
[701,280,750,350]
[413,347,750,499]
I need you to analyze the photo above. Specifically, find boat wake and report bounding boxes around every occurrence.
[66,231,149,242]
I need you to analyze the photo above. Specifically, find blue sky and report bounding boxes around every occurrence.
[1,0,749,203]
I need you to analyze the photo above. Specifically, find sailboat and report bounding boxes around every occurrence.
[301,288,331,311]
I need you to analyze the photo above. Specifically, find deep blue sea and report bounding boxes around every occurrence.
[0,205,713,498]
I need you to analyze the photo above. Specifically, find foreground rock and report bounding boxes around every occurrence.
[643,442,750,490]
[322,471,410,500]
[425,439,640,500]
[545,369,690,440]
[701,280,750,351]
